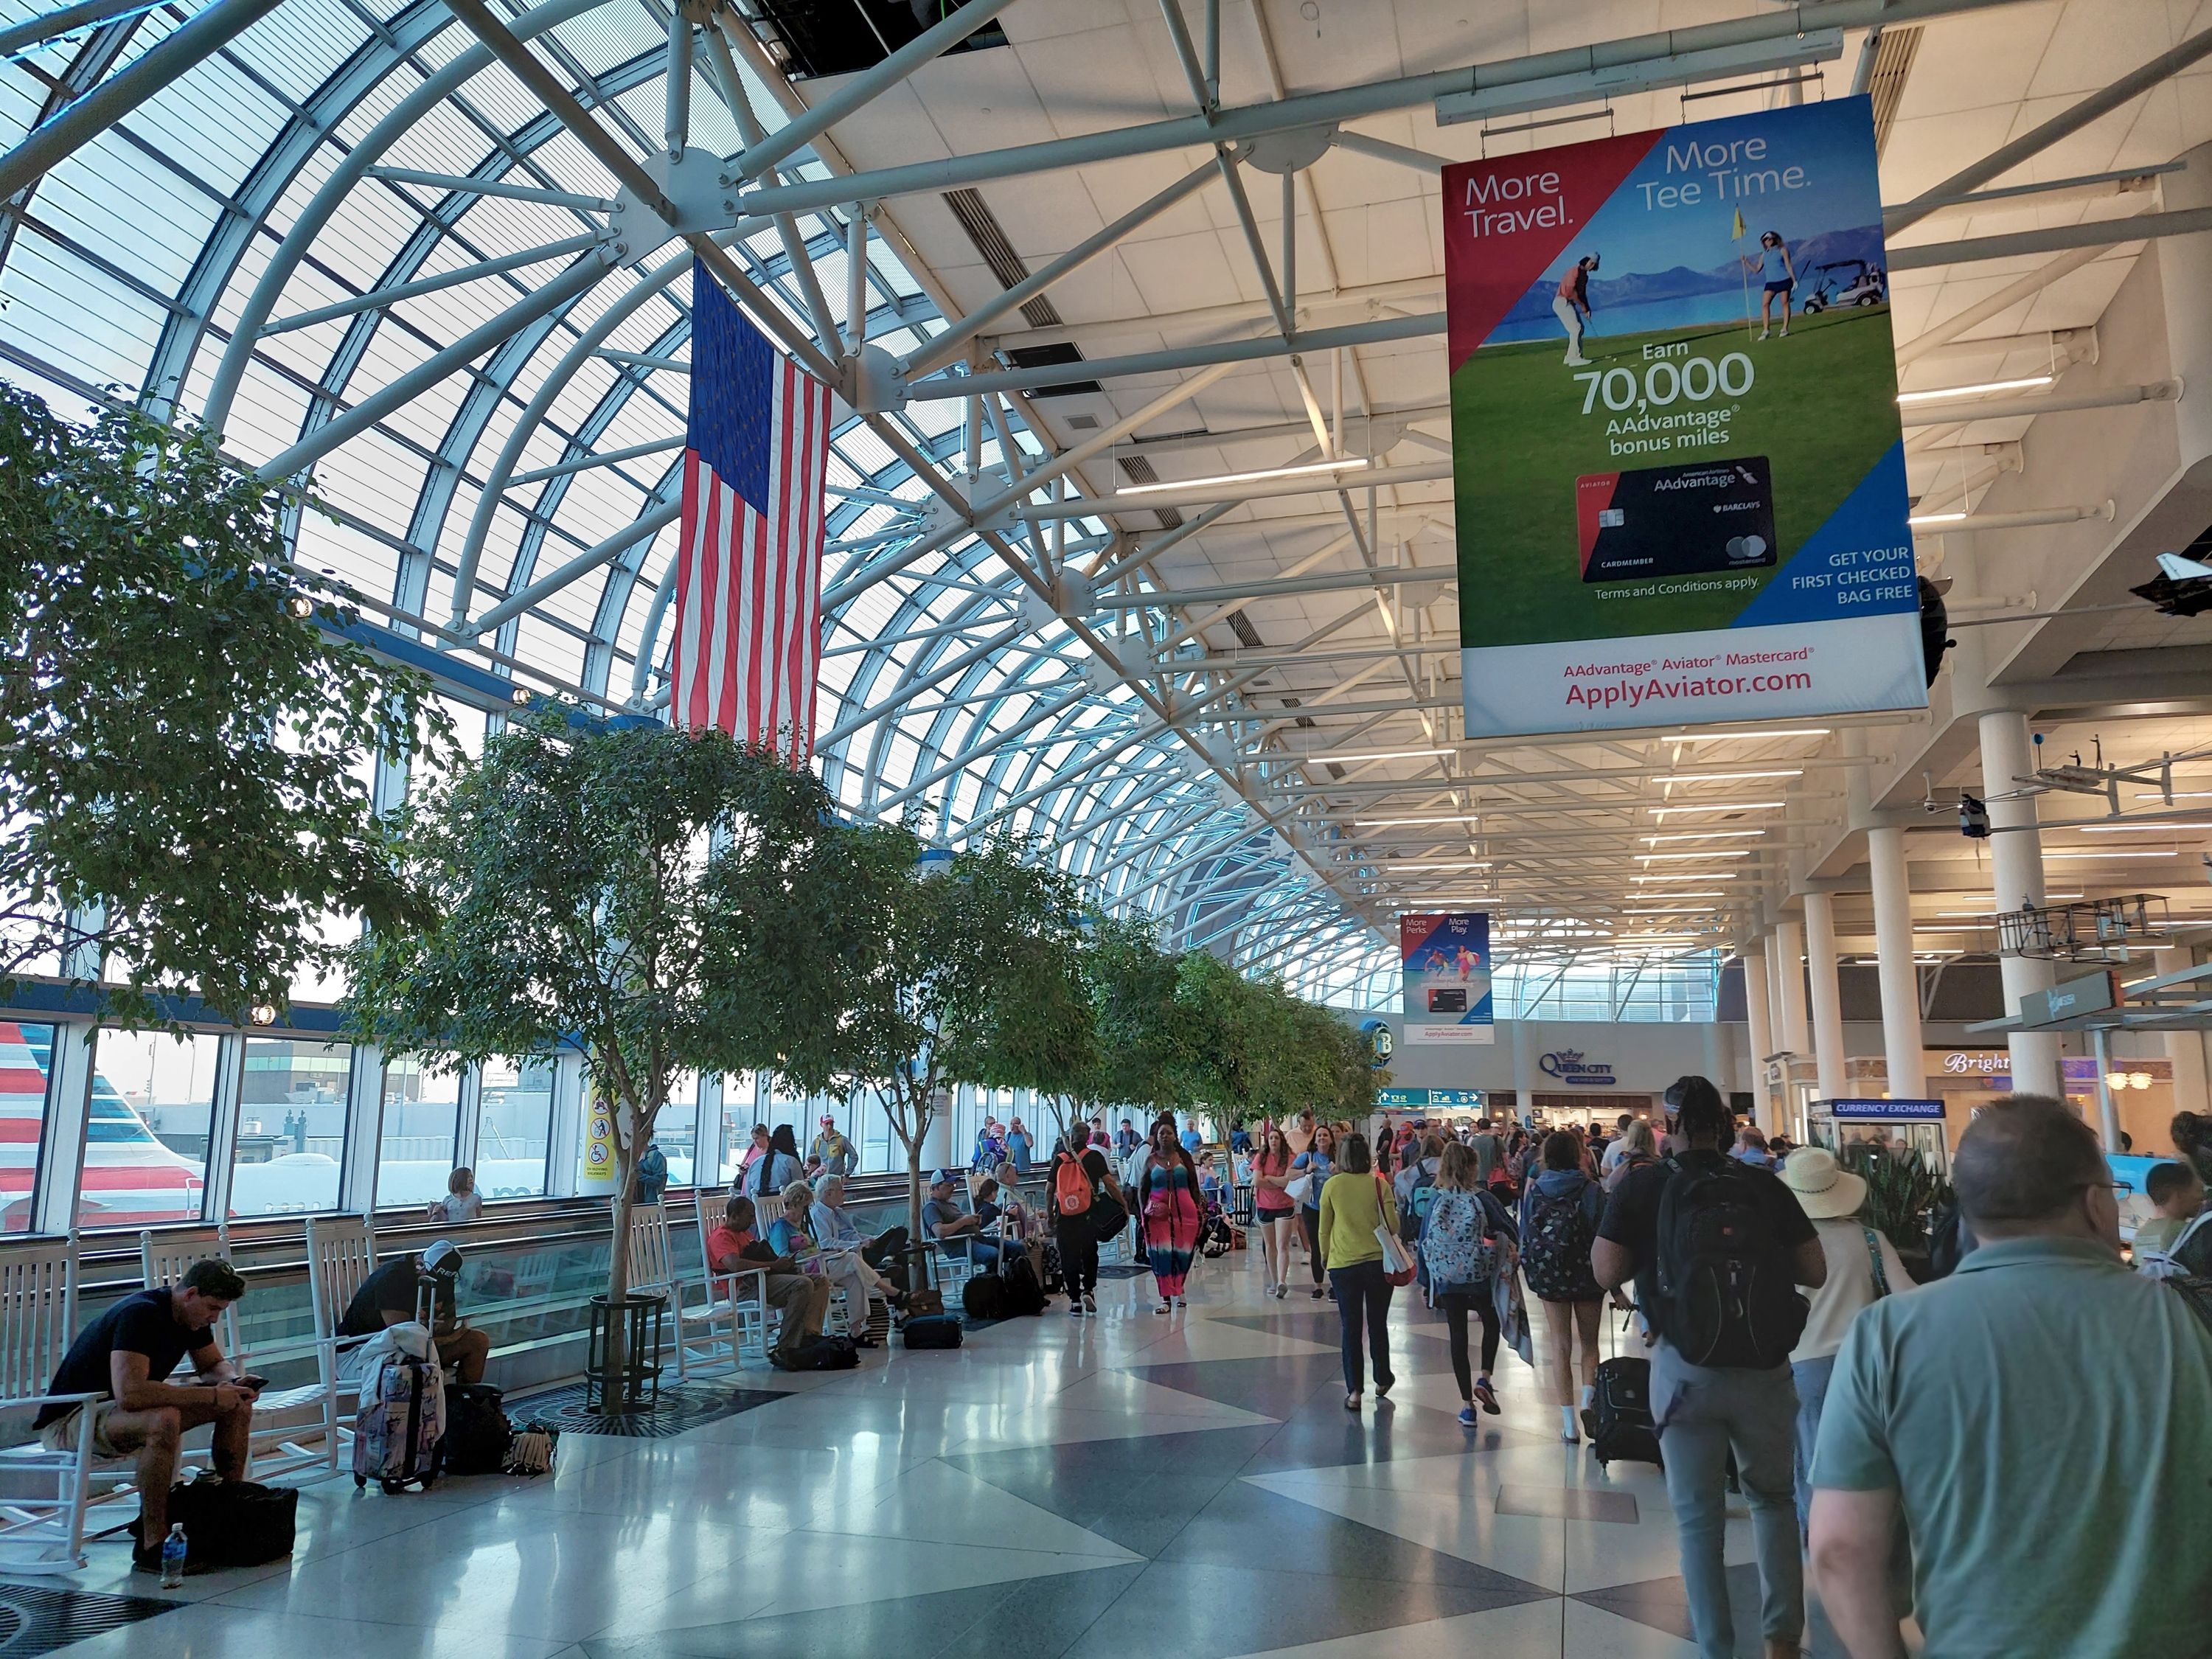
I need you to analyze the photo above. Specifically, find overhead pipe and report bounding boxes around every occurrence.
[1888,206,2212,271]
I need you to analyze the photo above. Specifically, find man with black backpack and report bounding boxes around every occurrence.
[1593,1076,1825,1659]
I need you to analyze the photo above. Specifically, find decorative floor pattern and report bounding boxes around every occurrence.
[5,1236,1847,1658]
[517,1380,789,1437]
[0,1585,180,1657]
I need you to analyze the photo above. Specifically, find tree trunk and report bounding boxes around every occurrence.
[905,1130,925,1256]
[602,1160,636,1410]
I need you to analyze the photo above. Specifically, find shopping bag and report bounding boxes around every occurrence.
[1495,1273,1534,1368]
[1374,1225,1416,1287]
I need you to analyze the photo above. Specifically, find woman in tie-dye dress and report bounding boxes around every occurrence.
[1138,1117,1203,1313]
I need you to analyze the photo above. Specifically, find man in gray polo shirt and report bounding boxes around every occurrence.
[1809,1095,2212,1658]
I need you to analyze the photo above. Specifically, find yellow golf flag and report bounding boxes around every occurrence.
[1731,207,1747,240]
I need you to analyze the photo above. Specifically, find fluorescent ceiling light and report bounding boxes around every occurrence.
[1643,831,1765,844]
[1296,745,1454,765]
[1652,770,1804,783]
[1631,875,1734,886]
[2133,790,2212,799]
[1352,814,1480,827]
[1651,800,1785,816]
[2045,849,2177,860]
[1374,861,1495,871]
[1663,728,1829,742]
[2076,821,2208,832]
[1907,511,1969,526]
[1895,375,2053,404]
[1638,851,1750,862]
[1622,906,1716,914]
[1119,456,1371,497]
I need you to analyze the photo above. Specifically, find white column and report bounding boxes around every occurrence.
[1742,944,1775,1125]
[1868,826,1927,1098]
[1773,917,1811,1056]
[1512,1020,1536,1122]
[2154,947,2209,1116]
[1979,709,2062,1096]
[1803,891,1848,1102]
[1701,1015,1729,1097]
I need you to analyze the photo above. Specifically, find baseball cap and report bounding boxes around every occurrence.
[422,1239,463,1278]
[820,1114,835,1126]
[930,1168,956,1187]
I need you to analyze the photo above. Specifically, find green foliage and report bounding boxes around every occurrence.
[1837,1141,1955,1253]
[0,384,447,1024]
[344,709,857,1328]
[1074,914,1184,1115]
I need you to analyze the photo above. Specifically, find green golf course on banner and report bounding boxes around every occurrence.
[1452,302,1899,650]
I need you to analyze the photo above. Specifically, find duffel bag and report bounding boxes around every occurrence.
[145,1474,298,1568]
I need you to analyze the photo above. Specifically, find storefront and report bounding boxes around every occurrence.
[1927,1049,2173,1153]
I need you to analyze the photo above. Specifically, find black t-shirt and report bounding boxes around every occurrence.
[37,1288,211,1427]
[338,1259,453,1338]
[1596,1150,1816,1339]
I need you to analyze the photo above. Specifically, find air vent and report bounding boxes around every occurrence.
[1000,343,1100,397]
[944,187,1061,328]
[1866,27,1920,158]
[1065,414,1099,431]
[1117,454,1183,529]
[742,1,1009,81]
[1278,694,1315,730]
[1224,608,1264,650]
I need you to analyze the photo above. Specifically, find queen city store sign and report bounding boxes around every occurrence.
[1540,1050,1616,1086]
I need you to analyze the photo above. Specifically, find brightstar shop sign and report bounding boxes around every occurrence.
[1442,97,1925,737]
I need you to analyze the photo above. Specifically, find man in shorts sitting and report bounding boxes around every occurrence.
[35,1258,257,1573]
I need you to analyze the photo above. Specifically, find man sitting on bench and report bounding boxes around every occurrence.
[338,1240,491,1385]
[35,1258,257,1573]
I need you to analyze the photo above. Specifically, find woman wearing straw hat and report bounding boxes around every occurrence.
[1778,1146,1916,1539]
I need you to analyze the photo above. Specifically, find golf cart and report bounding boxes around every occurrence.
[1799,259,1886,313]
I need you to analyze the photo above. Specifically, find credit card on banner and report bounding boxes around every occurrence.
[1576,457,1778,582]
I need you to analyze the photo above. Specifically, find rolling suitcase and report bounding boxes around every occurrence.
[1586,1355,1663,1468]
[900,1312,964,1349]
[355,1344,446,1493]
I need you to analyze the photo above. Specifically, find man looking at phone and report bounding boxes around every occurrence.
[35,1257,257,1572]
[338,1239,490,1385]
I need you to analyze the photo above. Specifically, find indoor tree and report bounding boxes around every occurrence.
[0,385,446,1025]
[344,706,853,1391]
[828,833,1093,1242]
[1071,913,1183,1135]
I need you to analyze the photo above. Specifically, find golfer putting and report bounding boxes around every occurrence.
[1554,253,1598,366]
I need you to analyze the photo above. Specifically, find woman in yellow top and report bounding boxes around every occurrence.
[1315,1131,1402,1411]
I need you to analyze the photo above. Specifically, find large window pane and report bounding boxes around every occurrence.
[378,1057,462,1213]
[232,1037,351,1216]
[479,1057,554,1200]
[657,1071,699,1192]
[1,1020,58,1234]
[79,1029,218,1231]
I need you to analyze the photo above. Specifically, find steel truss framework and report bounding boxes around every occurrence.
[4,0,2188,1013]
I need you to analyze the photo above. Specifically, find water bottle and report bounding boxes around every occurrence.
[159,1523,187,1587]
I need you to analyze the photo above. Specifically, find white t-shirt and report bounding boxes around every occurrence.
[1795,1215,1915,1363]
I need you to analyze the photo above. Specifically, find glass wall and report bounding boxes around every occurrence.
[378,1056,462,1214]
[80,1028,220,1231]
[1,1020,57,1234]
[479,1057,555,1200]
[232,1037,352,1216]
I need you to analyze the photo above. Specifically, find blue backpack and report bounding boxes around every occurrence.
[1399,1165,1439,1242]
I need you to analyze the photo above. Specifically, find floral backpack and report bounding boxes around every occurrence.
[1419,1189,1500,1291]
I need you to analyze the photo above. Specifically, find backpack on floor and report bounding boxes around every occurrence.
[1520,1181,1601,1303]
[1587,1356,1663,1468]
[785,1334,860,1370]
[901,1312,964,1349]
[1001,1251,1048,1316]
[143,1474,298,1568]
[438,1382,513,1476]
[963,1270,1006,1321]
[1653,1158,1808,1368]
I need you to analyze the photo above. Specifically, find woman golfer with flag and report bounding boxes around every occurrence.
[1740,223,1797,341]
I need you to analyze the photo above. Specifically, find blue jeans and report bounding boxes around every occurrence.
[1790,1353,1835,1542]
[1652,1341,1803,1659]
[1328,1259,1394,1396]
[964,1238,1009,1271]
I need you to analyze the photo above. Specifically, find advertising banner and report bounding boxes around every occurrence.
[1400,912,1493,1044]
[1444,97,1923,737]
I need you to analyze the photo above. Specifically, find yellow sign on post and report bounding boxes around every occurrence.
[580,1095,618,1194]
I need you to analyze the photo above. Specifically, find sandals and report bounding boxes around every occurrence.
[1343,1394,1361,1411]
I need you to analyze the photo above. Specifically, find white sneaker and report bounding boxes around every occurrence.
[1564,355,1590,367]
[1757,328,1771,341]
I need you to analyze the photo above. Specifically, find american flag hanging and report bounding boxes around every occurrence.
[671,258,832,759]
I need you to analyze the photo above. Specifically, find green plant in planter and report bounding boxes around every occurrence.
[1837,1142,1955,1253]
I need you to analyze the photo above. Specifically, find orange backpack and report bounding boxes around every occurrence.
[1054,1153,1093,1217]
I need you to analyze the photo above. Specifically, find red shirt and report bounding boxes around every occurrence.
[706,1224,755,1273]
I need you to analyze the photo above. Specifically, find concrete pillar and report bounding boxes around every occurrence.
[1803,891,1848,1102]
[1742,944,1775,1125]
[1978,709,2062,1096]
[1702,1014,1729,1097]
[1868,825,1927,1098]
[2154,947,2210,1118]
[1511,1020,1537,1121]
[1773,917,1811,1055]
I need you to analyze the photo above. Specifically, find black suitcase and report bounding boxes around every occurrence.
[147,1475,299,1568]
[439,1382,513,1475]
[901,1312,964,1349]
[1587,1355,1664,1468]
[776,1335,860,1371]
